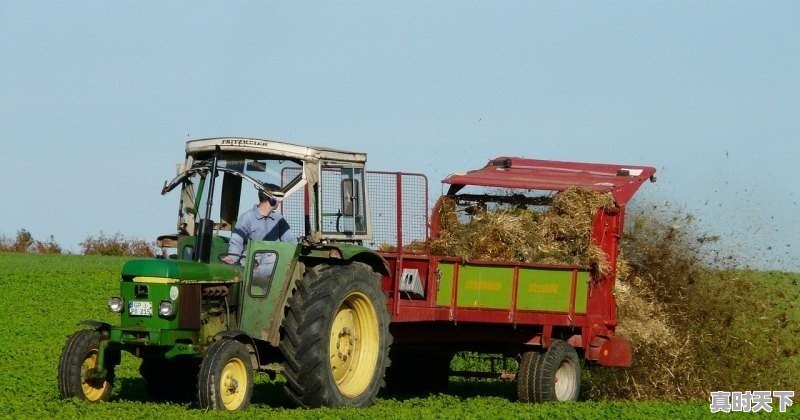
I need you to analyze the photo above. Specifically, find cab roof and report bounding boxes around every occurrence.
[443,157,657,206]
[185,137,367,163]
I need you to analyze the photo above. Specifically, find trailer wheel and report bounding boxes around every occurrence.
[140,357,200,401]
[58,329,115,402]
[280,262,392,408]
[516,350,541,402]
[197,339,254,411]
[519,340,581,402]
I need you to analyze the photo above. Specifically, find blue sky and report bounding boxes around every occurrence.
[1,1,797,270]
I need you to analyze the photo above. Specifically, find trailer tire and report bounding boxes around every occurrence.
[58,329,115,402]
[280,262,392,408]
[516,350,542,403]
[197,339,254,411]
[534,340,581,402]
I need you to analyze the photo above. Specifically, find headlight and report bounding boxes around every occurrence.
[159,300,174,317]
[108,296,124,313]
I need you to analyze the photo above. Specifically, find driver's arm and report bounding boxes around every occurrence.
[227,218,251,262]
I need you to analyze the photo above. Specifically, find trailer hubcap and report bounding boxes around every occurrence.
[80,350,109,401]
[554,359,578,401]
[329,291,379,397]
[220,357,247,410]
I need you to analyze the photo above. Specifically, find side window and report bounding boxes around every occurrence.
[181,245,194,260]
[249,251,278,296]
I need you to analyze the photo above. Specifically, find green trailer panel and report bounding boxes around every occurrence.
[574,271,588,314]
[436,262,455,306]
[435,261,589,314]
[516,268,588,313]
[455,265,514,309]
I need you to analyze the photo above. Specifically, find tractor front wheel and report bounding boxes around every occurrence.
[280,262,392,408]
[197,339,254,411]
[58,329,115,402]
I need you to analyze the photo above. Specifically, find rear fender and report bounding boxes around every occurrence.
[301,244,390,276]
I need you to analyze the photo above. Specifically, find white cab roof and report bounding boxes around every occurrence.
[186,137,367,163]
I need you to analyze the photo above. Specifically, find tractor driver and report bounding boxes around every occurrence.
[223,183,297,273]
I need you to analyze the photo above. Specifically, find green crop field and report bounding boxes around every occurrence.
[0,253,792,418]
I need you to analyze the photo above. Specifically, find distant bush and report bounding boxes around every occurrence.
[80,232,157,257]
[0,229,62,254]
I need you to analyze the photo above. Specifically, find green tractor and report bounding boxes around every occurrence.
[58,138,392,410]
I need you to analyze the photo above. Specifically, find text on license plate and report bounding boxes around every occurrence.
[129,300,153,316]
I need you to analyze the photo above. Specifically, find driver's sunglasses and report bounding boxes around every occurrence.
[268,197,278,207]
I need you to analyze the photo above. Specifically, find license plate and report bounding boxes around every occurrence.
[129,300,153,316]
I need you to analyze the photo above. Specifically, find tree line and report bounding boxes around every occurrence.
[0,229,156,257]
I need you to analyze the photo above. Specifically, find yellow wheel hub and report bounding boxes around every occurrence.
[329,291,379,397]
[220,357,248,410]
[80,350,109,401]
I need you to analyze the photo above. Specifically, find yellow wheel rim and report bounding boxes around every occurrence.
[80,350,109,401]
[220,357,248,410]
[328,291,379,397]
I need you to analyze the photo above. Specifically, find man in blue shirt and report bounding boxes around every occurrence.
[223,183,296,267]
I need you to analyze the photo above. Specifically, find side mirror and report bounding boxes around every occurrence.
[341,179,360,217]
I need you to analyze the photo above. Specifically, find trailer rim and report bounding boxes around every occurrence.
[554,359,578,401]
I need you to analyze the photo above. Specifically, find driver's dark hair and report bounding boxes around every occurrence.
[258,183,281,203]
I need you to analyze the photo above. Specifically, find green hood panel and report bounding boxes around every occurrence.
[121,259,239,282]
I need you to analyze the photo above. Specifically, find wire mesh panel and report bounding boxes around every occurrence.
[320,166,367,235]
[364,172,428,250]
[280,167,311,235]
[401,174,428,246]
[281,168,428,249]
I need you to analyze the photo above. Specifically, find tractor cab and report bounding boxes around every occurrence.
[160,137,373,264]
[60,137,393,412]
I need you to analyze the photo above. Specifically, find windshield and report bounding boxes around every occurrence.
[165,156,305,237]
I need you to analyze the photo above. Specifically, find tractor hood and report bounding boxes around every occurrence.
[121,259,239,282]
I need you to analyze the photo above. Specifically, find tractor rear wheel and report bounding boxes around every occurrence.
[58,329,115,402]
[517,340,580,402]
[197,339,254,411]
[280,262,391,408]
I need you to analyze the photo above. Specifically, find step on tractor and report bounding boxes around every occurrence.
[58,137,655,410]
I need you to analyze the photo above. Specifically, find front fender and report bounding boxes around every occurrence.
[78,320,112,332]
[212,331,260,366]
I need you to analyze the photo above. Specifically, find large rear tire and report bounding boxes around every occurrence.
[197,339,254,411]
[57,329,115,402]
[280,262,392,408]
